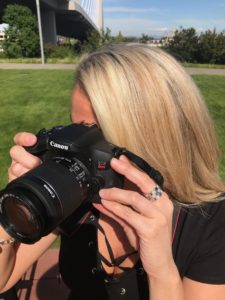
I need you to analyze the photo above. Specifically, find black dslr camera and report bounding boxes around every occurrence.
[0,124,124,244]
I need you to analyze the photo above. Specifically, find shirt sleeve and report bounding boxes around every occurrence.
[185,201,225,284]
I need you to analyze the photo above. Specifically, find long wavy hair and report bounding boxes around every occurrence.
[75,43,225,204]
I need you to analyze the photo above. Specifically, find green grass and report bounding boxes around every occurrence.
[193,75,225,178]
[0,70,74,188]
[0,72,224,186]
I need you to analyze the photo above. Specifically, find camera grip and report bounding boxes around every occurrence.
[24,128,50,161]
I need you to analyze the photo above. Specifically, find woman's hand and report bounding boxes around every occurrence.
[93,156,175,280]
[8,132,41,182]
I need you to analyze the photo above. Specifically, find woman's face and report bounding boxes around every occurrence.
[71,85,137,192]
[71,85,97,124]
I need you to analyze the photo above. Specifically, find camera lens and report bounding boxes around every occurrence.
[0,158,90,243]
[3,195,39,236]
[0,189,46,243]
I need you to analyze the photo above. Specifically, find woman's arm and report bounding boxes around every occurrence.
[0,131,58,293]
[94,156,225,300]
[183,277,225,300]
[148,266,185,300]
[148,273,225,300]
[0,226,58,293]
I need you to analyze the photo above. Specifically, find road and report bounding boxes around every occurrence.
[0,63,225,75]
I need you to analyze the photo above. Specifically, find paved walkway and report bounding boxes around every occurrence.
[16,249,70,300]
[186,67,225,75]
[0,63,225,75]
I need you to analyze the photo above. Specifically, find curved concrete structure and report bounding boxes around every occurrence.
[0,0,103,44]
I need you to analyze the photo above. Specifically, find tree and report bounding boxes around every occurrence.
[196,29,225,64]
[164,27,198,62]
[81,27,114,53]
[2,4,40,58]
[114,31,126,43]
[215,31,225,64]
[139,34,149,44]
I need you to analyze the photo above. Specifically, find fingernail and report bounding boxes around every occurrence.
[99,189,106,197]
[111,157,121,164]
[111,157,118,162]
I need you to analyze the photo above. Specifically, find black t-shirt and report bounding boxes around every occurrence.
[59,199,225,299]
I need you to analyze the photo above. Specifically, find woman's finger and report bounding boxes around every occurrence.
[101,199,164,238]
[9,145,41,169]
[9,162,30,178]
[93,203,138,250]
[13,132,37,146]
[110,158,157,194]
[93,202,132,230]
[99,188,161,218]
[93,203,134,233]
[118,155,130,163]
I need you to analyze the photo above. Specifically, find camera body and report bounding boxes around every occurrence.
[25,123,124,200]
[0,123,124,243]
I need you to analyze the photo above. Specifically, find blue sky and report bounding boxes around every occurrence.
[103,0,225,37]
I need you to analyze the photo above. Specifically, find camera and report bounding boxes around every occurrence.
[0,123,124,244]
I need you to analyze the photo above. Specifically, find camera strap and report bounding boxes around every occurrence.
[114,148,164,188]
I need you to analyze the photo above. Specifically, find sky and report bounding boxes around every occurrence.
[103,0,225,37]
[0,1,225,38]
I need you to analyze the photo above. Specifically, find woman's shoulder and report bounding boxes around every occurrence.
[184,197,225,222]
[174,197,225,249]
[174,197,225,284]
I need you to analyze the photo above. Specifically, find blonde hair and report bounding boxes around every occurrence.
[76,43,225,204]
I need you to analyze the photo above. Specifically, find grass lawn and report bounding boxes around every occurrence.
[193,75,225,179]
[0,70,74,188]
[0,72,224,186]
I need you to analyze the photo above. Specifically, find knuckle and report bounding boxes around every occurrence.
[30,156,41,168]
[130,191,140,205]
[9,145,19,159]
[143,173,152,185]
[10,162,20,176]
[122,163,132,173]
[123,206,133,218]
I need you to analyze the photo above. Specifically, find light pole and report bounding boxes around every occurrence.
[36,0,45,64]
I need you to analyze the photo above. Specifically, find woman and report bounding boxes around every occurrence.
[0,44,225,299]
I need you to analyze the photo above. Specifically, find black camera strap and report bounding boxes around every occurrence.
[113,148,164,188]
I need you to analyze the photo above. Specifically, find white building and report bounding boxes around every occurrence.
[0,29,5,52]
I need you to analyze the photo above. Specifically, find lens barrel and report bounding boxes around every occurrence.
[0,157,89,243]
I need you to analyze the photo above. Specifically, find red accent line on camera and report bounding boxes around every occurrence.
[98,164,106,169]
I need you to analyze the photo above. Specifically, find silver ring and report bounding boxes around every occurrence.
[142,185,163,201]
